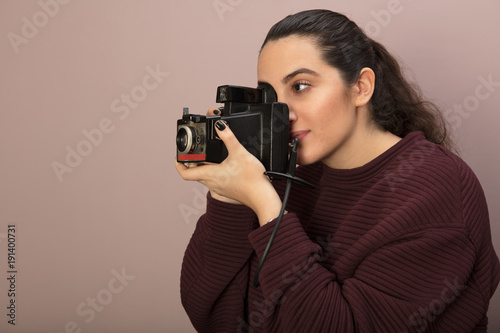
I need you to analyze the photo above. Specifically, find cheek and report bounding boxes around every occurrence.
[312,94,346,128]
[291,86,350,131]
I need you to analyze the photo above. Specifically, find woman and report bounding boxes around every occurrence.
[176,9,500,332]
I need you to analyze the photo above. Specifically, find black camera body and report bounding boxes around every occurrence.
[176,84,289,173]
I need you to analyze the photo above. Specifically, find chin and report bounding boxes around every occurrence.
[296,153,318,166]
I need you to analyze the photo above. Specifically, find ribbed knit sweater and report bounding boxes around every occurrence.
[180,132,500,332]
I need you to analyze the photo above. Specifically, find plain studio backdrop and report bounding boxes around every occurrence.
[1,0,499,332]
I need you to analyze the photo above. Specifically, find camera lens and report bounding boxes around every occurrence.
[176,125,195,154]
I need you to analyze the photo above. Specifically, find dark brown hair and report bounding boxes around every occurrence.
[261,9,453,150]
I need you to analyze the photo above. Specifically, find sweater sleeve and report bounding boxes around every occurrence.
[248,213,482,333]
[180,192,258,332]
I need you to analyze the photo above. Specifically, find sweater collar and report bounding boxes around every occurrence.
[317,131,426,184]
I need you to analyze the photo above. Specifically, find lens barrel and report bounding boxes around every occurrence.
[176,125,195,154]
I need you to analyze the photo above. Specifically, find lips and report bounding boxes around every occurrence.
[289,130,310,142]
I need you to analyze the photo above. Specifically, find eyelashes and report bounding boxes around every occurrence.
[291,80,311,93]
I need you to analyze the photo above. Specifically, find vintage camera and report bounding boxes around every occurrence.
[176,84,289,173]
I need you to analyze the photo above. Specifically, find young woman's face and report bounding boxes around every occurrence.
[257,35,361,167]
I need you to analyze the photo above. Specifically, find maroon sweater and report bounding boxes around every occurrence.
[180,132,500,332]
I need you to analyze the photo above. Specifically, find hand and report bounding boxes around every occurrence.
[176,107,241,205]
[175,109,282,225]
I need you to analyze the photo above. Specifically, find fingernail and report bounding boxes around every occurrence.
[213,109,220,115]
[215,120,226,131]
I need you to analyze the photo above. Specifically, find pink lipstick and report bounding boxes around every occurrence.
[289,130,309,142]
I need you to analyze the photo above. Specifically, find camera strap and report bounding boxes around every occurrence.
[252,138,315,288]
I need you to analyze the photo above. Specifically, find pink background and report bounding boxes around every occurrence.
[1,0,499,332]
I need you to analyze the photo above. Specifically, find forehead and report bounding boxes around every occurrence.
[257,35,325,79]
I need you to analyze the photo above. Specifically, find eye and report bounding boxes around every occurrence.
[292,81,311,93]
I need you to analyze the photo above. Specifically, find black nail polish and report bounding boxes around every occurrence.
[215,120,226,131]
[213,109,220,115]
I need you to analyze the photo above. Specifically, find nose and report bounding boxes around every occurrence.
[288,107,297,124]
[276,93,296,124]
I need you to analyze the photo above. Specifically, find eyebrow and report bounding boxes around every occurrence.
[282,68,319,84]
[258,68,320,87]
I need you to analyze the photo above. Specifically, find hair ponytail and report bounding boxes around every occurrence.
[262,9,454,151]
[368,38,452,149]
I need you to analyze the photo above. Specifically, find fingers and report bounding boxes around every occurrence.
[214,120,243,155]
[174,160,190,178]
[175,160,205,182]
[207,107,221,116]
[205,106,241,155]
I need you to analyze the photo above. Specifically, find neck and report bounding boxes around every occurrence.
[323,120,401,170]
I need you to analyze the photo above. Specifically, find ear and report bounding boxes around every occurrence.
[354,67,375,107]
